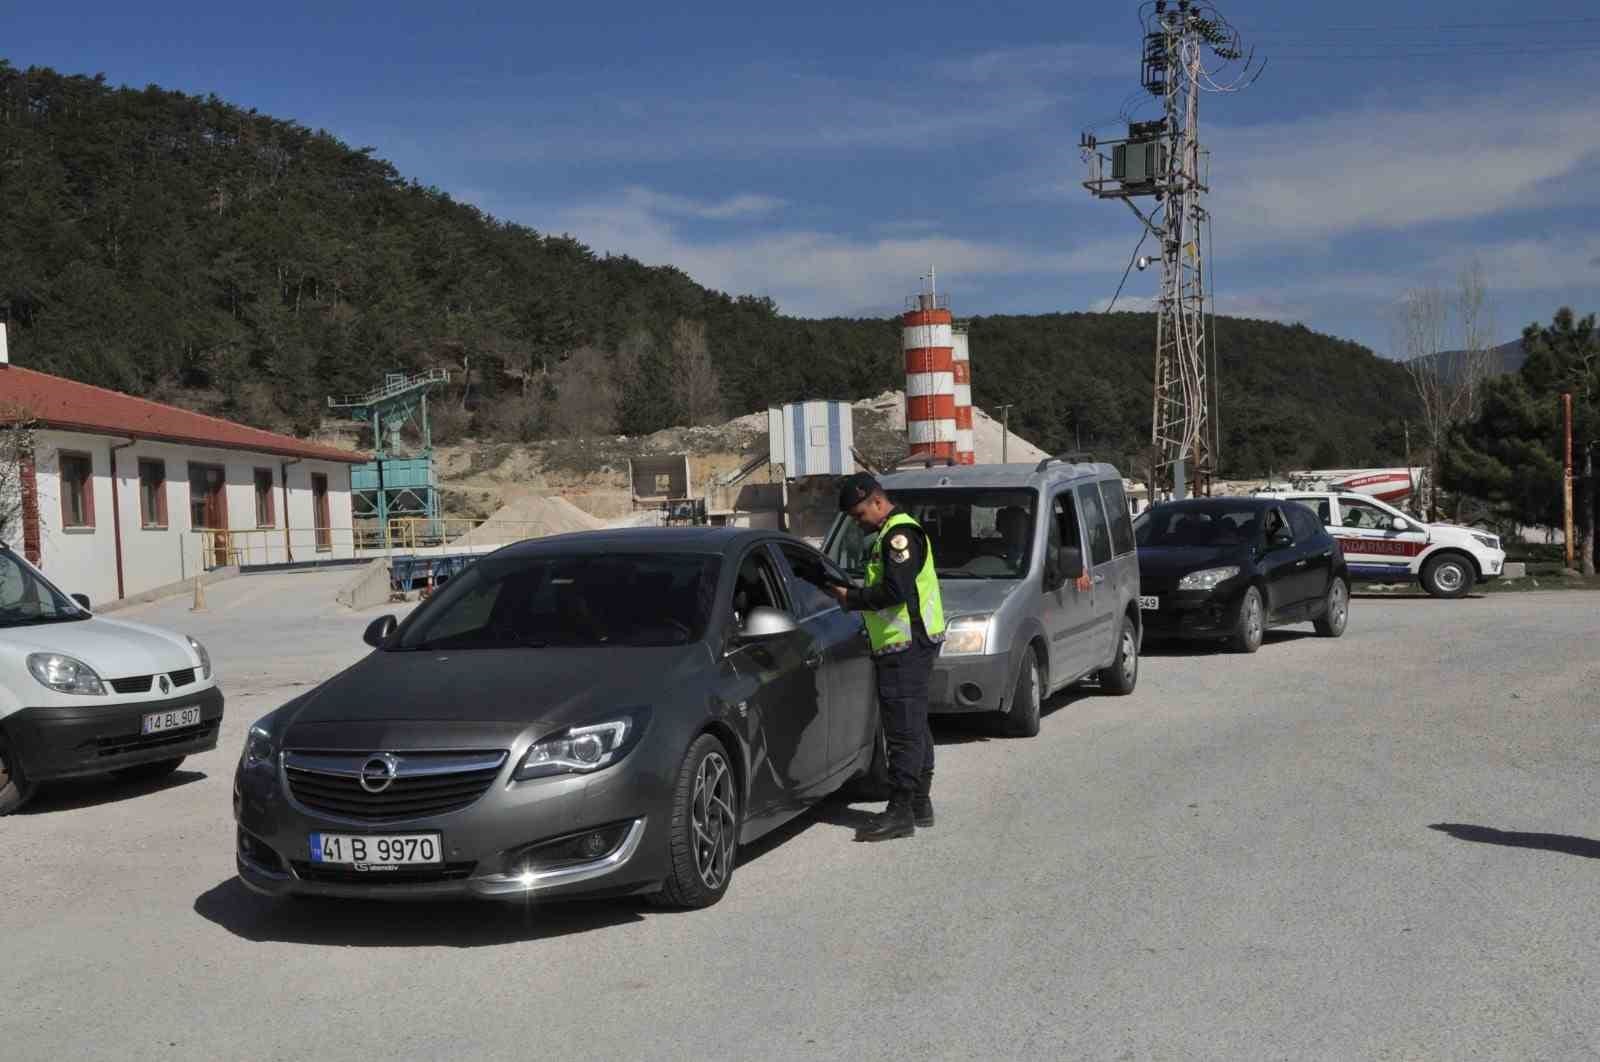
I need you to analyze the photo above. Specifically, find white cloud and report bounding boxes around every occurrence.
[611,188,785,221]
[541,189,1129,316]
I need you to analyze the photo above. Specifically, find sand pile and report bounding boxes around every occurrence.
[450,495,604,547]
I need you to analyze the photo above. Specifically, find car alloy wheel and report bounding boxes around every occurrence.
[1119,628,1137,686]
[1232,587,1264,654]
[692,750,737,891]
[1317,579,1349,637]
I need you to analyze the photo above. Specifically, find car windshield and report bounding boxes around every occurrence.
[0,548,89,628]
[1136,505,1264,548]
[828,489,1038,580]
[395,552,721,651]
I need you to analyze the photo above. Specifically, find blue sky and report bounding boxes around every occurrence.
[12,0,1600,355]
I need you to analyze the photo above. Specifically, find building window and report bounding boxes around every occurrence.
[139,459,168,529]
[59,452,94,529]
[254,468,275,527]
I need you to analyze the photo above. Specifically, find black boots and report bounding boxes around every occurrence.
[913,794,934,829]
[855,791,916,842]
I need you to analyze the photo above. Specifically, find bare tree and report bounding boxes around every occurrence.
[669,319,722,427]
[0,407,38,545]
[1397,261,1497,521]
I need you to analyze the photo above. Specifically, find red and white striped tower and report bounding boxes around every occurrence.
[902,275,956,462]
[950,321,975,465]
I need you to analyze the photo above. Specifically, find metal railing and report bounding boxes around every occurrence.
[326,368,451,409]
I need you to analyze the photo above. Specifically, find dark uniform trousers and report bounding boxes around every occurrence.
[876,639,939,795]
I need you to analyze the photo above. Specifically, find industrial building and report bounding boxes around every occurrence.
[0,360,363,607]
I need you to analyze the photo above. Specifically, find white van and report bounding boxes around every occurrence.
[0,542,223,814]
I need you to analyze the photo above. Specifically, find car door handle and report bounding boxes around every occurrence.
[1295,559,1308,568]
[1093,574,1106,585]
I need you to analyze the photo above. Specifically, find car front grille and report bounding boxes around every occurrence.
[289,860,478,885]
[108,668,199,695]
[96,720,218,757]
[282,750,508,823]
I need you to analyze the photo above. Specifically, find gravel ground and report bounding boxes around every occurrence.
[3,579,1598,1060]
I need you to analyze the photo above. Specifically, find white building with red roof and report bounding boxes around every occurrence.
[1,341,366,606]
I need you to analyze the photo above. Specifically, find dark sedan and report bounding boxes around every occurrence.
[233,529,880,909]
[1134,498,1350,653]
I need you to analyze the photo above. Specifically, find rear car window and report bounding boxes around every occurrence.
[1098,480,1136,557]
[828,489,1039,581]
[1075,484,1113,567]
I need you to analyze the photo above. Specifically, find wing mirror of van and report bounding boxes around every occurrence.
[70,593,91,611]
[1046,547,1085,590]
[1391,516,1411,532]
[363,614,398,648]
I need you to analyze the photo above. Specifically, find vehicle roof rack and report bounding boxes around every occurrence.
[1034,451,1097,473]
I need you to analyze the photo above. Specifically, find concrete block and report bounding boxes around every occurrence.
[1501,562,1527,580]
[335,558,392,611]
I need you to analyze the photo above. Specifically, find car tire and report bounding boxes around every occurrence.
[1003,646,1043,737]
[651,733,739,910]
[111,756,186,785]
[1230,587,1265,654]
[0,733,36,816]
[1098,617,1139,696]
[1313,577,1350,638]
[1421,552,1474,599]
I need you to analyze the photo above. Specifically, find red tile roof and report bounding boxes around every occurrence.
[0,365,366,463]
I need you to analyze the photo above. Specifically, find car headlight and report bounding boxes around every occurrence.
[241,721,276,770]
[514,708,650,781]
[1471,533,1500,551]
[26,653,106,695]
[1177,566,1240,592]
[187,635,212,680]
[941,614,993,657]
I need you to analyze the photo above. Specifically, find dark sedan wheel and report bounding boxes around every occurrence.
[111,757,186,784]
[1098,617,1138,696]
[1231,587,1265,654]
[654,734,739,910]
[1421,553,1473,599]
[1314,578,1350,638]
[0,734,36,816]
[1003,646,1043,737]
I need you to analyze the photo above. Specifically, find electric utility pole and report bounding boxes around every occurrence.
[1081,0,1260,498]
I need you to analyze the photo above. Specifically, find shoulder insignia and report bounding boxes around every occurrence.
[888,533,910,552]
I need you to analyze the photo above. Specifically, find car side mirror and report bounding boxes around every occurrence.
[1268,528,1294,550]
[1046,546,1084,589]
[70,593,91,610]
[734,606,798,645]
[1391,516,1410,531]
[363,614,398,648]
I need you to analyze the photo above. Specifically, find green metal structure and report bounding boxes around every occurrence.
[327,369,451,535]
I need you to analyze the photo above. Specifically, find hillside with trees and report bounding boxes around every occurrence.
[2,61,1418,476]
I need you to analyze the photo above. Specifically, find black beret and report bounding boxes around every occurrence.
[837,473,882,512]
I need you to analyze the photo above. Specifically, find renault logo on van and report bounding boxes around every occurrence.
[158,675,170,694]
[359,754,400,793]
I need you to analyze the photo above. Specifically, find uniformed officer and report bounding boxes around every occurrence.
[826,473,945,842]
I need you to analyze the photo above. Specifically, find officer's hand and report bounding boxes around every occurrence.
[826,584,850,606]
[1075,573,1093,593]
